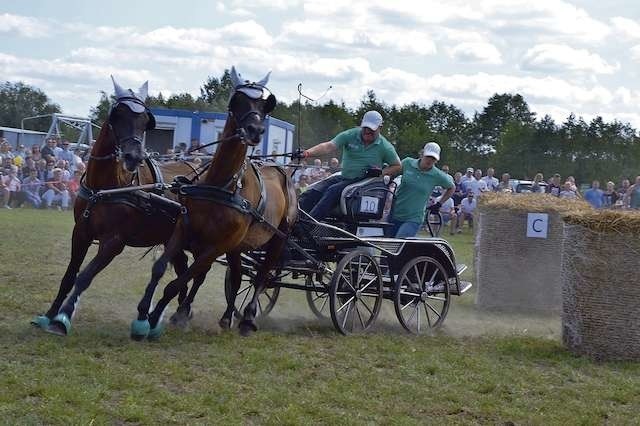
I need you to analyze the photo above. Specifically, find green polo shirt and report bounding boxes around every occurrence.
[392,158,454,223]
[332,128,400,179]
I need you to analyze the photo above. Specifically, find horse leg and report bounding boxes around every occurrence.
[146,245,220,339]
[132,229,185,340]
[220,251,242,329]
[239,236,286,336]
[47,236,125,336]
[170,270,209,329]
[32,225,92,328]
[168,250,193,326]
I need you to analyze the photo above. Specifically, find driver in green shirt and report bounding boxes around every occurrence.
[297,110,401,221]
[387,142,454,238]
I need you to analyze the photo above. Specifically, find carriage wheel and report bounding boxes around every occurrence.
[425,211,443,237]
[224,266,280,319]
[305,272,331,319]
[393,256,450,334]
[329,249,383,335]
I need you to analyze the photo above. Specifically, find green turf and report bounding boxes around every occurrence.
[1,209,639,424]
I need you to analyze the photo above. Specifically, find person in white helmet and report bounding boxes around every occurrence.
[387,142,454,238]
[296,110,401,221]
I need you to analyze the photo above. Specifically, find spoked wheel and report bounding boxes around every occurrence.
[224,266,280,319]
[425,211,443,237]
[329,249,383,335]
[393,256,450,334]
[305,271,331,319]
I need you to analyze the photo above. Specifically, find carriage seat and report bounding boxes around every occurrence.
[329,176,392,222]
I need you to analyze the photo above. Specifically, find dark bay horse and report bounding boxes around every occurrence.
[132,67,297,339]
[32,77,203,336]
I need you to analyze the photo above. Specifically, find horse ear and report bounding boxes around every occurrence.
[230,66,242,88]
[264,94,276,114]
[256,71,271,87]
[136,81,149,101]
[111,75,127,99]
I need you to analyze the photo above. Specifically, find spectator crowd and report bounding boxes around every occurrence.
[0,137,87,210]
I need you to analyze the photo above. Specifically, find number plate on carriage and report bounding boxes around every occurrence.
[360,196,379,213]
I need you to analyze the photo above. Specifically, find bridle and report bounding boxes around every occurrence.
[90,97,156,161]
[227,83,276,144]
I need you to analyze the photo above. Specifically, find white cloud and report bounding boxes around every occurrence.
[522,43,619,74]
[449,42,503,65]
[611,16,640,39]
[0,13,50,38]
[632,45,640,62]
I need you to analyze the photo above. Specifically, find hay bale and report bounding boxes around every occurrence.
[562,210,640,361]
[475,193,591,313]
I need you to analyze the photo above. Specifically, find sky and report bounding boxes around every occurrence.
[2,0,640,128]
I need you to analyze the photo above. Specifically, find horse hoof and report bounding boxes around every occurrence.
[130,319,150,341]
[47,313,71,336]
[239,320,257,337]
[219,317,232,329]
[31,315,51,329]
[148,322,165,340]
[169,309,192,329]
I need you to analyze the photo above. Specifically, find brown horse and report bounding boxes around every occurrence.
[32,77,203,336]
[133,67,297,338]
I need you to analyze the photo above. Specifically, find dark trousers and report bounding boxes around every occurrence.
[299,175,357,220]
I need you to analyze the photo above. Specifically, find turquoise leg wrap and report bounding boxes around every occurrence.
[31,315,51,329]
[147,322,165,340]
[130,319,151,341]
[47,313,71,336]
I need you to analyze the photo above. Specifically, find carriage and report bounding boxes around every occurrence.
[218,173,473,335]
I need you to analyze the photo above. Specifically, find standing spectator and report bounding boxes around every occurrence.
[459,191,477,232]
[441,164,450,175]
[464,169,488,196]
[626,176,640,209]
[295,174,310,195]
[546,173,562,196]
[41,137,60,162]
[498,173,514,193]
[602,181,619,208]
[618,178,630,207]
[583,180,604,208]
[42,168,70,210]
[21,168,42,208]
[481,167,499,191]
[309,158,326,182]
[16,144,28,159]
[559,181,578,199]
[67,169,82,205]
[531,173,545,193]
[56,140,76,173]
[460,167,474,185]
[328,157,340,173]
[452,172,465,207]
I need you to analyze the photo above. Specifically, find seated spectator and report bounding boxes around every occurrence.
[328,157,340,173]
[559,181,578,199]
[30,144,42,162]
[618,178,630,207]
[602,181,619,208]
[295,174,310,195]
[459,191,476,231]
[41,137,60,162]
[1,165,21,208]
[627,176,640,209]
[67,169,82,205]
[583,180,604,208]
[452,172,464,207]
[57,140,76,172]
[21,168,42,208]
[42,168,70,210]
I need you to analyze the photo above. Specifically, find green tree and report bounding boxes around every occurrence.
[0,81,61,131]
[199,69,234,111]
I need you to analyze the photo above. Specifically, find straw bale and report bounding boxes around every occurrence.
[562,212,640,361]
[475,194,590,313]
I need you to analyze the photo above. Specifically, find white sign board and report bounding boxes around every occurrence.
[527,213,549,239]
[360,196,379,214]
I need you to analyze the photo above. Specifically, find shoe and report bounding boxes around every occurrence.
[3,205,11,209]
[456,229,462,234]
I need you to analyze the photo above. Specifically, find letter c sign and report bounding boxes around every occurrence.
[527,213,549,239]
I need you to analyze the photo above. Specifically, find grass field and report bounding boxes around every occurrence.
[1,209,639,424]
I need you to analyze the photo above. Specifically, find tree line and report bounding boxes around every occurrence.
[2,72,639,184]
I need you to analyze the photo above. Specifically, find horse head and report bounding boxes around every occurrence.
[108,76,156,172]
[227,66,276,146]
